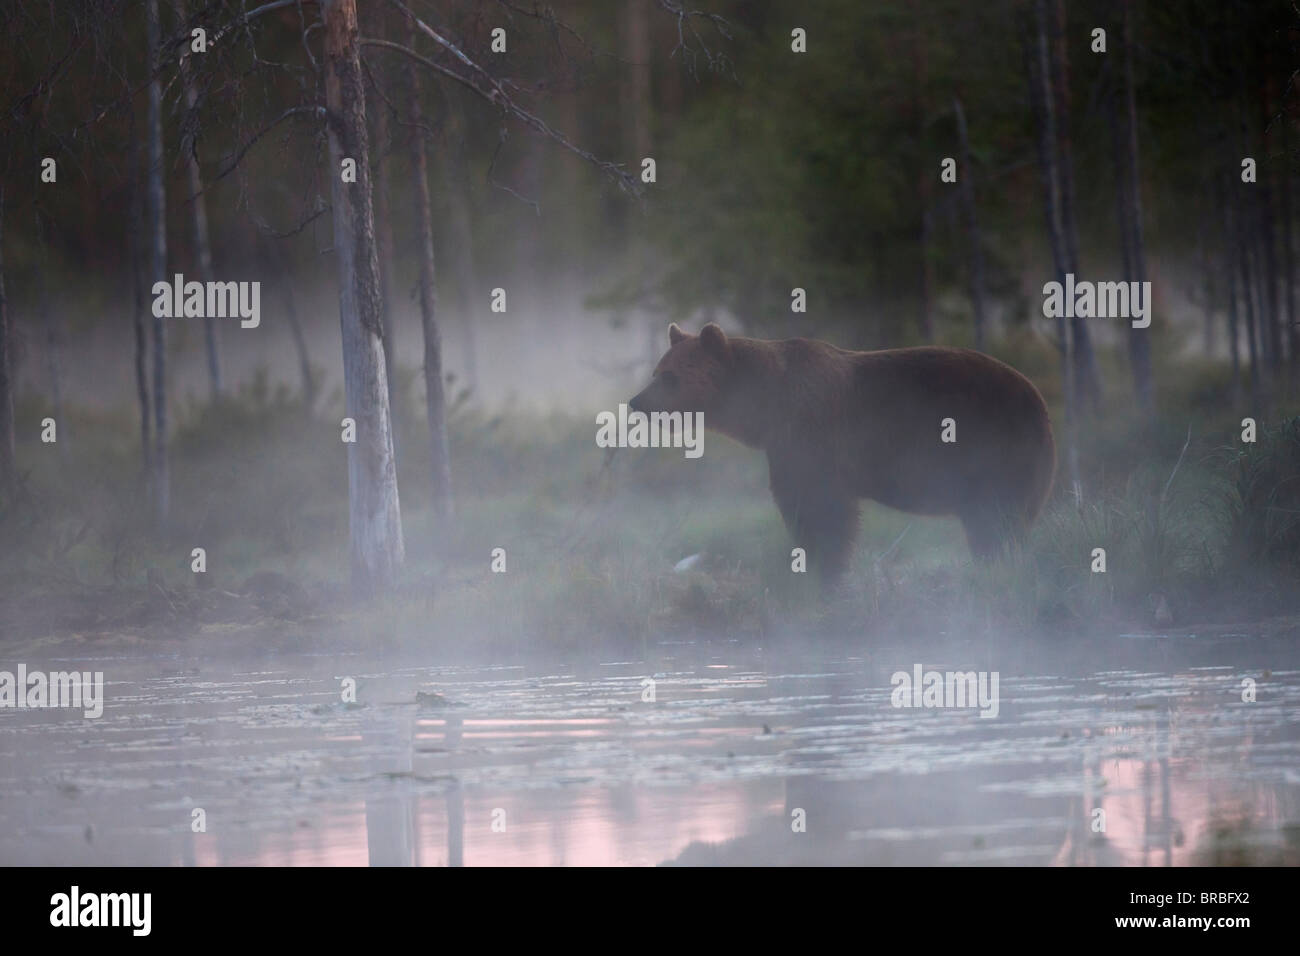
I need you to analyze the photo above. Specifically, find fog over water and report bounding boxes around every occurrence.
[3,631,1296,867]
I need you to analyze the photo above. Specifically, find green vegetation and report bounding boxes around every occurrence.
[3,357,1297,657]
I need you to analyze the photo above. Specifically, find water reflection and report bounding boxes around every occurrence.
[0,638,1296,866]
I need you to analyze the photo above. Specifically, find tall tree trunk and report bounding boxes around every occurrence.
[953,97,987,351]
[34,208,66,454]
[178,0,221,400]
[1281,111,1296,387]
[914,2,934,342]
[146,0,170,521]
[260,234,317,408]
[323,0,405,592]
[1025,0,1081,501]
[129,133,153,482]
[445,101,481,397]
[918,209,935,343]
[1260,69,1283,375]
[1232,37,1265,394]
[282,278,317,411]
[0,189,14,496]
[1197,217,1216,355]
[369,9,399,428]
[1258,179,1281,374]
[1221,172,1242,396]
[623,0,658,357]
[407,17,453,521]
[1238,204,1262,397]
[1119,0,1153,416]
[1050,0,1101,410]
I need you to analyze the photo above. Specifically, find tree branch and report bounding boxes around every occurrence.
[205,104,326,191]
[361,32,640,197]
[653,0,733,78]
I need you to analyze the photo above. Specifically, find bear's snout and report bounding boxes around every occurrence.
[627,389,649,413]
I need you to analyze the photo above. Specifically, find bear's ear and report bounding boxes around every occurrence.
[699,323,728,356]
[668,323,687,346]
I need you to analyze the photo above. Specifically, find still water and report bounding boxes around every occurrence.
[1,631,1297,865]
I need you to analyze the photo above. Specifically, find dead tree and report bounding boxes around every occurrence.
[953,97,988,351]
[1049,0,1101,410]
[368,7,400,429]
[0,189,13,495]
[1236,183,1262,397]
[145,0,170,521]
[1024,0,1082,500]
[256,231,317,409]
[323,0,406,593]
[1258,176,1282,374]
[1117,0,1153,416]
[34,207,66,452]
[1281,102,1296,387]
[1220,171,1243,396]
[178,0,222,400]
[406,15,453,521]
[913,5,935,343]
[128,133,153,483]
[443,101,481,396]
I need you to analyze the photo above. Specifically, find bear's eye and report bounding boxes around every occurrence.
[660,370,679,388]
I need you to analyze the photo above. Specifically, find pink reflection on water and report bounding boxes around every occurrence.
[203,783,784,867]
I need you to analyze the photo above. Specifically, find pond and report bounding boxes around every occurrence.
[1,631,1297,865]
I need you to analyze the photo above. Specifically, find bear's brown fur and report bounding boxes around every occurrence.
[629,323,1056,582]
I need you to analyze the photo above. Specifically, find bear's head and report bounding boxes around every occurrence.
[628,322,731,421]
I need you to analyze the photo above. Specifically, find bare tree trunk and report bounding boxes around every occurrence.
[1025,0,1081,500]
[146,0,170,522]
[1258,179,1281,374]
[323,0,405,593]
[1260,71,1283,376]
[918,209,935,343]
[178,0,221,400]
[1050,0,1101,410]
[1230,43,1266,395]
[128,135,153,482]
[1281,112,1296,387]
[445,101,481,397]
[282,279,316,411]
[260,234,317,408]
[1119,0,1153,416]
[0,189,14,495]
[622,0,660,357]
[1238,205,1262,397]
[1197,217,1216,355]
[369,9,399,427]
[1221,172,1242,397]
[953,97,987,351]
[407,17,453,521]
[34,208,66,452]
[914,3,934,342]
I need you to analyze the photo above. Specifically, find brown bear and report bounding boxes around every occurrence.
[629,323,1056,583]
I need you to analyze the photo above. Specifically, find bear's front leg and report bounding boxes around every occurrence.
[767,451,859,590]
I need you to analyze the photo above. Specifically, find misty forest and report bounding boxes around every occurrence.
[1,0,1299,868]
